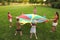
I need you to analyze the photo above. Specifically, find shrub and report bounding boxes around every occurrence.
[51,2,60,9]
[2,1,6,5]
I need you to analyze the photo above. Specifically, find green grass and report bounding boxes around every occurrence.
[0,5,60,40]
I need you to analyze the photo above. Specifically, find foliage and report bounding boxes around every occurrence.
[0,0,2,3]
[7,0,10,5]
[2,0,6,5]
[47,0,60,9]
[47,0,57,3]
[51,2,60,9]
[29,0,36,3]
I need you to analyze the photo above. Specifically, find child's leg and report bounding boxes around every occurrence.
[34,33,38,39]
[20,31,22,36]
[52,27,55,32]
[30,33,33,38]
[54,27,56,31]
[10,22,12,27]
[52,26,56,32]
[9,19,12,28]
[15,31,17,35]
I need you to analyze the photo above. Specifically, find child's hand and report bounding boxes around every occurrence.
[50,19,53,21]
[20,23,24,25]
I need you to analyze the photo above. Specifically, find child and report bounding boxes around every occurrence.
[8,12,12,28]
[43,14,46,18]
[21,12,24,15]
[15,18,22,36]
[30,23,38,39]
[50,12,59,32]
[33,6,37,14]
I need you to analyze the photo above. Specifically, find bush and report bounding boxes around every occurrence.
[18,1,23,3]
[40,1,44,4]
[51,2,60,9]
[7,1,10,5]
[2,1,6,5]
[7,0,10,5]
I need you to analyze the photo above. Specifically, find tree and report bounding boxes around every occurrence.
[0,0,2,3]
[2,0,6,5]
[29,0,38,3]
[7,0,10,5]
[18,0,23,3]
[47,0,60,9]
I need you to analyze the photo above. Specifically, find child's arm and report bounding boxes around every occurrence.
[50,16,57,21]
[20,23,24,25]
[50,19,56,21]
[9,14,12,18]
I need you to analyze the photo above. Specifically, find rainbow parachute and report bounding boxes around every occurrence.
[16,14,48,25]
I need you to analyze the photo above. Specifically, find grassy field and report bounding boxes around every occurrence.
[0,5,60,40]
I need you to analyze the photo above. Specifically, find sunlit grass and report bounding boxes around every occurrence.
[0,5,60,40]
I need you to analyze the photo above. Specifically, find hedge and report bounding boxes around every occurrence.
[51,2,60,9]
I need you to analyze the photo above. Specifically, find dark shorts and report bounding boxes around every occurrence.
[16,29,22,31]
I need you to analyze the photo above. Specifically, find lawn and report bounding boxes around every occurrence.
[0,5,60,40]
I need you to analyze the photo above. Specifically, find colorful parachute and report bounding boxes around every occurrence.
[16,14,48,24]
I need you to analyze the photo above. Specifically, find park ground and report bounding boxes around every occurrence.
[0,5,60,40]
